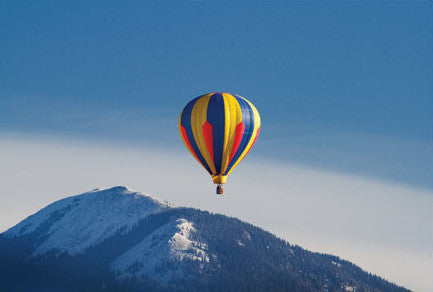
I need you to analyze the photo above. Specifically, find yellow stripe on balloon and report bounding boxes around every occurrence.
[221,94,242,174]
[226,96,261,176]
[191,94,216,174]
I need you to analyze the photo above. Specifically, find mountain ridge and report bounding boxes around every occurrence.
[0,186,410,292]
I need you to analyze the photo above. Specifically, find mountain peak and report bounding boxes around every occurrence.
[108,186,128,191]
[3,187,171,256]
[103,186,131,193]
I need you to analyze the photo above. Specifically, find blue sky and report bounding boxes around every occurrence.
[1,1,431,188]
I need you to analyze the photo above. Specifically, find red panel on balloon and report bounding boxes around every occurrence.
[229,122,245,164]
[202,121,215,164]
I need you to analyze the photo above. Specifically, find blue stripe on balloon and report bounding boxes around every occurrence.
[224,95,254,175]
[207,93,225,174]
[181,96,213,174]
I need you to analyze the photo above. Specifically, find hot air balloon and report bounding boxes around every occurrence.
[179,93,261,194]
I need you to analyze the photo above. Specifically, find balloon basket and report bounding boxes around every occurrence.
[216,184,224,195]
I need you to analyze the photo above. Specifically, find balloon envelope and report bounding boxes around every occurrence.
[179,93,261,185]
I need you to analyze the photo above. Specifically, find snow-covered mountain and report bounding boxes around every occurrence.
[0,187,410,292]
[3,186,170,256]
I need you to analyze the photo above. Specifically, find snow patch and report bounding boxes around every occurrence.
[111,218,210,284]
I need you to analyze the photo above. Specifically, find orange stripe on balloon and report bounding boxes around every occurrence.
[202,121,215,164]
